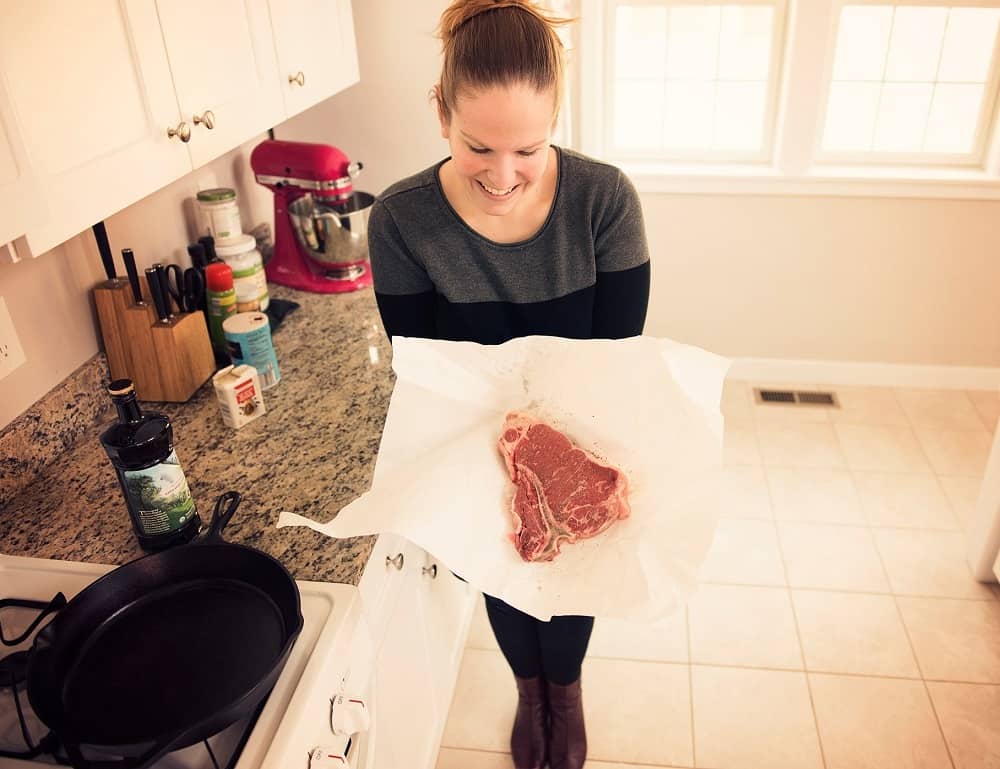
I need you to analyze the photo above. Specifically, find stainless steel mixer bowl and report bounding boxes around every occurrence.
[287,192,375,268]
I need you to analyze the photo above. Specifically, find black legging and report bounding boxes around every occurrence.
[484,594,594,685]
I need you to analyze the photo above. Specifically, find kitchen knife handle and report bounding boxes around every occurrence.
[145,266,169,322]
[92,222,116,282]
[122,249,143,304]
[153,263,174,317]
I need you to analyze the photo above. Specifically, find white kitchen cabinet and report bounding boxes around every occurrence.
[268,0,360,119]
[0,0,356,258]
[360,535,476,769]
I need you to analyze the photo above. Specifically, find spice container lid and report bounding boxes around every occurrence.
[205,262,234,291]
[214,233,257,257]
[196,187,237,203]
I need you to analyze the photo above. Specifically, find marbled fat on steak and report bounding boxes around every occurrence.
[497,412,630,562]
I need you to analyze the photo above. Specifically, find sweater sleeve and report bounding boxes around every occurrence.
[368,198,438,340]
[591,170,651,339]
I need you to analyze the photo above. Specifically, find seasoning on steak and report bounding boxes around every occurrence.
[497,412,630,562]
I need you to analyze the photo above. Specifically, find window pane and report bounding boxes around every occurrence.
[823,82,880,151]
[663,81,714,149]
[833,6,893,80]
[925,83,984,152]
[938,8,1000,82]
[718,6,774,81]
[715,82,766,149]
[884,6,948,82]
[666,5,721,79]
[614,81,664,151]
[873,83,933,151]
[615,5,668,80]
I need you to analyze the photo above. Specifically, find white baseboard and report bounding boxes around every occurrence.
[729,358,1000,391]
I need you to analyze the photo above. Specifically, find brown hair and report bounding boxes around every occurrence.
[435,0,572,124]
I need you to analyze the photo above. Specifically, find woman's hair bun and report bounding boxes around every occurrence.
[438,0,543,43]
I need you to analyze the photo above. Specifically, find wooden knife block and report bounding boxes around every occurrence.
[93,284,216,402]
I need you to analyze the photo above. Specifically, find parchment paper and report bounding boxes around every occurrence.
[278,335,730,622]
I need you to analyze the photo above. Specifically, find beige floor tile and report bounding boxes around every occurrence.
[722,379,754,419]
[766,467,865,524]
[834,423,932,473]
[855,471,958,529]
[581,658,693,767]
[441,648,516,751]
[809,673,952,769]
[777,521,890,592]
[826,385,910,426]
[692,665,822,769]
[588,611,688,663]
[895,389,986,431]
[724,419,761,466]
[688,584,802,669]
[897,597,1000,683]
[915,428,992,477]
[926,681,1000,769]
[756,422,846,468]
[967,390,1000,433]
[873,528,995,600]
[721,465,773,519]
[435,748,512,769]
[465,597,500,650]
[792,589,919,677]
[697,518,786,586]
[938,476,984,530]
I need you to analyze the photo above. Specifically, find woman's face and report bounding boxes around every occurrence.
[440,82,556,218]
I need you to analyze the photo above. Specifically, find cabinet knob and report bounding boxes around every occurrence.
[422,563,438,579]
[289,71,306,87]
[193,110,215,130]
[167,122,191,143]
[386,552,404,570]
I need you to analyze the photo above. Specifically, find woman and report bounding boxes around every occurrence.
[367,2,650,768]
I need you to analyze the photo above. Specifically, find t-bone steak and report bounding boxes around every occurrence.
[497,412,630,562]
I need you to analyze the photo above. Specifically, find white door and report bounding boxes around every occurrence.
[268,0,360,119]
[967,421,1000,580]
[0,0,191,256]
[155,0,284,169]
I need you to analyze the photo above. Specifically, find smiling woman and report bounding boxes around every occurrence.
[365,3,651,768]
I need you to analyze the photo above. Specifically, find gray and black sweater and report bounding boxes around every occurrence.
[368,146,650,345]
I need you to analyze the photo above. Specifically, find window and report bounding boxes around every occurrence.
[578,0,1000,197]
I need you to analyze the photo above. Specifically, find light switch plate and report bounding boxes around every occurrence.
[0,296,27,379]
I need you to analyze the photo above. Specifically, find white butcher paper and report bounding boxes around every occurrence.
[278,335,731,622]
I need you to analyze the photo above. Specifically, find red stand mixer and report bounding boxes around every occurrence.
[251,139,375,293]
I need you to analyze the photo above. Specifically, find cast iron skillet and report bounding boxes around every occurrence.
[26,491,303,769]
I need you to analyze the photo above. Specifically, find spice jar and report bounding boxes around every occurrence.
[196,188,243,244]
[215,233,269,312]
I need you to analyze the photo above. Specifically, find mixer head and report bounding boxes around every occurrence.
[250,139,362,203]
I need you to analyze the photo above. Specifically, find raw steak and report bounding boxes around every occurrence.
[497,412,630,562]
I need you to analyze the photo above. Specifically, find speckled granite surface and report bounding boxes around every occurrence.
[0,284,394,586]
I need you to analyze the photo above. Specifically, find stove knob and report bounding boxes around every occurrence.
[330,693,371,736]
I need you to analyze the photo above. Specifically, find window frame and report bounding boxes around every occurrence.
[577,0,1000,198]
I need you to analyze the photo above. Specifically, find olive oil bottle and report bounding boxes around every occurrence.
[99,379,201,550]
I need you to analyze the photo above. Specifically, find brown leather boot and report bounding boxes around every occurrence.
[511,675,547,769]
[547,678,587,769]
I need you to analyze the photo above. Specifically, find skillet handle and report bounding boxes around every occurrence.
[199,490,242,544]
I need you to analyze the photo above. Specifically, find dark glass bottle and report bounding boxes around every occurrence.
[99,379,201,551]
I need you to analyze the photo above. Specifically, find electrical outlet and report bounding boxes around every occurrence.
[0,296,27,380]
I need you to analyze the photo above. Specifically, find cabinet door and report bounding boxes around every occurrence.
[371,552,440,769]
[268,0,360,120]
[0,82,43,249]
[155,0,284,169]
[0,1,191,256]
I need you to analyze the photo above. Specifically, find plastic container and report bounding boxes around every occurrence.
[223,312,280,390]
[204,262,238,356]
[212,364,266,429]
[196,188,243,244]
[215,233,269,312]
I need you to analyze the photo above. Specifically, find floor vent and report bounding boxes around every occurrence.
[754,389,840,408]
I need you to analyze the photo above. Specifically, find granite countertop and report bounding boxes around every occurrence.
[0,284,396,586]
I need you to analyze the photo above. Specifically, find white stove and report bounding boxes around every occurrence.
[0,555,374,769]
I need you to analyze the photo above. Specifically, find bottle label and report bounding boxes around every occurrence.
[122,450,196,536]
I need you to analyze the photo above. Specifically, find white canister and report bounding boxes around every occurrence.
[215,233,269,312]
[212,364,267,429]
[197,188,243,244]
